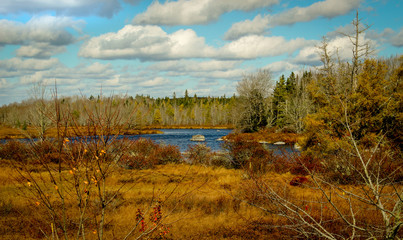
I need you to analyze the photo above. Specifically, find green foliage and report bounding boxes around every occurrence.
[303,58,403,157]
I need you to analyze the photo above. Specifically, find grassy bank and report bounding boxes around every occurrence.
[0,126,164,140]
[0,161,280,239]
[1,159,398,239]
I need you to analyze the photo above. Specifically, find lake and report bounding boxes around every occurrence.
[121,128,232,152]
[1,128,298,155]
[121,129,298,155]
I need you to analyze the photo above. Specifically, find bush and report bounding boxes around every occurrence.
[271,152,323,176]
[31,139,66,164]
[209,152,232,168]
[289,176,309,186]
[0,140,30,162]
[156,144,183,165]
[119,138,182,169]
[222,134,272,174]
[187,144,213,166]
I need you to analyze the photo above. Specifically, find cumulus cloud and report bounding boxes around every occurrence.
[224,15,270,41]
[149,60,241,72]
[123,0,143,5]
[133,0,278,25]
[271,0,362,26]
[0,79,9,89]
[0,58,60,71]
[79,25,215,60]
[0,0,121,18]
[292,35,375,66]
[16,43,66,59]
[16,62,118,87]
[263,61,301,75]
[219,35,311,59]
[139,77,172,87]
[81,24,311,61]
[390,28,403,47]
[224,0,362,40]
[0,16,83,58]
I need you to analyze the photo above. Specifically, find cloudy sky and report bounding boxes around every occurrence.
[0,0,401,105]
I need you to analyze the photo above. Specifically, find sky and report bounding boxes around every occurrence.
[0,0,402,105]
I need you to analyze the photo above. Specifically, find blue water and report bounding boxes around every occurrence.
[122,129,232,152]
[1,128,298,155]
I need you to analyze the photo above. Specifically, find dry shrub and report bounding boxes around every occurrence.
[119,138,182,169]
[222,133,272,174]
[30,139,66,164]
[0,140,30,162]
[289,176,309,186]
[187,143,213,166]
[209,152,232,168]
[271,152,323,176]
[155,144,182,165]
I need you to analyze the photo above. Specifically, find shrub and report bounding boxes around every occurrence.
[0,140,30,162]
[31,139,66,164]
[118,138,182,169]
[155,144,183,165]
[222,134,272,174]
[209,152,232,168]
[187,144,213,166]
[289,176,309,186]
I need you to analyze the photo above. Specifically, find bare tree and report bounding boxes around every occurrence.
[236,69,273,132]
[340,11,374,91]
[29,82,51,141]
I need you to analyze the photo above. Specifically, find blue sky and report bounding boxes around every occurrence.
[0,0,401,105]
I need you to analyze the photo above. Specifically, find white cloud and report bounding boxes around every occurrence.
[263,61,300,74]
[0,58,60,71]
[80,25,311,61]
[390,28,403,47]
[271,0,362,26]
[224,15,270,41]
[292,35,374,66]
[0,79,9,89]
[0,0,121,18]
[133,0,278,25]
[149,60,241,72]
[16,43,66,58]
[79,25,215,60]
[0,16,83,57]
[224,0,362,40]
[139,77,172,87]
[219,35,311,59]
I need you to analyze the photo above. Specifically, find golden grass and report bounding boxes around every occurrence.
[0,126,163,139]
[0,161,400,239]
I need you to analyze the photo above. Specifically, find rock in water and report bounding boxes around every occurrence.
[190,135,205,142]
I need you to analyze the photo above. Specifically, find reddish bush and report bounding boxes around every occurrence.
[155,144,182,165]
[289,176,309,186]
[31,139,66,164]
[222,134,272,174]
[289,154,323,176]
[0,140,30,162]
[119,138,182,169]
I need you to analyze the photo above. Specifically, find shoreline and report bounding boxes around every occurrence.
[0,125,234,140]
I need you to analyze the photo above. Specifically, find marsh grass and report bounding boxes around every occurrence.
[2,157,399,239]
